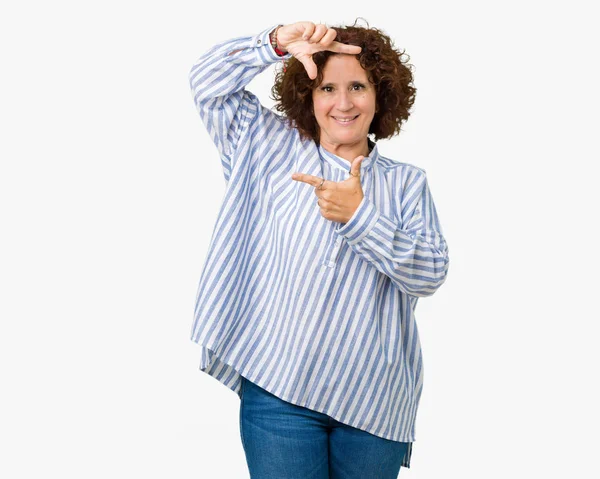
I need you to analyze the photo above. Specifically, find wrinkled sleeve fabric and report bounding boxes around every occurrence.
[335,171,449,298]
[188,25,292,183]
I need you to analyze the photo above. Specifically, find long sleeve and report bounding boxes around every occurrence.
[188,25,292,183]
[335,171,449,298]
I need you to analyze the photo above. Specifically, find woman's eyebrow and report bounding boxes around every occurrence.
[320,80,367,85]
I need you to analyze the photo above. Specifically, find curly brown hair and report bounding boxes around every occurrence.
[270,19,417,144]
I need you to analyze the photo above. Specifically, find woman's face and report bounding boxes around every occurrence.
[312,54,377,149]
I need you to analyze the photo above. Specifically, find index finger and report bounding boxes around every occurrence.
[327,42,362,55]
[291,172,329,189]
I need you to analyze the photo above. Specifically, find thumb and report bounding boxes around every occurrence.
[350,155,364,178]
[297,53,317,80]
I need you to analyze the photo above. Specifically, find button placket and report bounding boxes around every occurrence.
[330,240,342,262]
[321,167,369,268]
[320,166,339,268]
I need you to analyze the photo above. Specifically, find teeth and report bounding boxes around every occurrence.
[334,116,357,122]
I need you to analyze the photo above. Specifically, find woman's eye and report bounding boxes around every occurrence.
[321,85,364,92]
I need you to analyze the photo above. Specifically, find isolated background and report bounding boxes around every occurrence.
[1,1,598,478]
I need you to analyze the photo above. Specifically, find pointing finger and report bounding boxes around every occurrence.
[291,172,327,188]
[327,42,362,55]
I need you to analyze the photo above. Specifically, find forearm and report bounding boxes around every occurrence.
[188,24,292,163]
[189,24,290,108]
[336,176,450,297]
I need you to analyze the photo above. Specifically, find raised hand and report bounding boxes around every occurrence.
[275,22,362,80]
[291,154,366,223]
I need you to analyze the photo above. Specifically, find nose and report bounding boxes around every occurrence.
[336,89,354,111]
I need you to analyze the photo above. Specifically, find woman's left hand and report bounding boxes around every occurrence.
[291,155,365,223]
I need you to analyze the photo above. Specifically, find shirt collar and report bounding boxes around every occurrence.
[318,138,379,173]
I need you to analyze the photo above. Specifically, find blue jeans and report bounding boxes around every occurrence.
[239,376,409,479]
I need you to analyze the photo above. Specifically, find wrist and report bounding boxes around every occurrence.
[270,25,287,55]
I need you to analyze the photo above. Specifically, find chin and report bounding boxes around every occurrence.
[335,134,366,143]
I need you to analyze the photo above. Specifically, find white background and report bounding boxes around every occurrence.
[1,1,598,478]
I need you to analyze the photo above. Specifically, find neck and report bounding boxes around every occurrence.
[319,137,371,163]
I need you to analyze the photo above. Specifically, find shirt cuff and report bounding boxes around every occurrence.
[252,24,293,62]
[335,195,380,245]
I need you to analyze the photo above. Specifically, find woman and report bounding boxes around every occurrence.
[188,20,449,478]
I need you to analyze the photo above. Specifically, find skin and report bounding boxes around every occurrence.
[291,155,365,224]
[311,54,377,163]
[277,21,375,223]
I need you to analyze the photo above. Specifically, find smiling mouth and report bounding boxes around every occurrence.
[332,115,359,124]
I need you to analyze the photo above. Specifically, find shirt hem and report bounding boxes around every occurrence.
[192,337,415,468]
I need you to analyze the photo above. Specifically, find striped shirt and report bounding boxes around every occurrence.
[188,24,450,469]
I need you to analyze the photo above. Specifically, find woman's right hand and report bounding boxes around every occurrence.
[275,22,362,80]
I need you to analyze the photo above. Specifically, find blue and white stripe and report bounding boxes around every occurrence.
[188,24,450,469]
